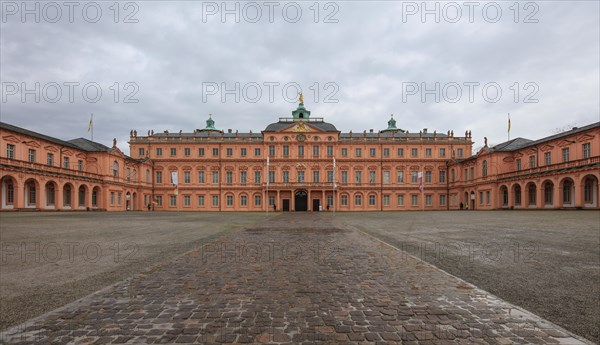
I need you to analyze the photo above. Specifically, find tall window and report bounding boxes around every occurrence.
[439,148,446,157]
[297,171,304,183]
[327,145,333,156]
[355,171,362,184]
[411,148,418,157]
[240,171,247,184]
[562,148,569,162]
[355,148,362,157]
[170,148,177,156]
[240,148,247,157]
[184,148,191,156]
[383,171,390,184]
[313,171,319,183]
[213,148,219,156]
[226,171,233,184]
[582,143,591,159]
[227,148,233,157]
[170,195,177,206]
[397,148,404,157]
[198,171,205,183]
[156,171,163,183]
[156,148,162,156]
[313,146,319,157]
[327,171,333,183]
[213,171,219,184]
[369,171,376,184]
[439,171,446,183]
[184,171,191,184]
[425,171,432,183]
[544,183,553,205]
[28,149,36,163]
[425,195,432,206]
[411,171,418,183]
[198,148,205,156]
[482,160,488,177]
[341,148,347,157]
[516,159,521,171]
[397,194,404,206]
[341,171,348,184]
[529,155,536,168]
[544,152,551,165]
[226,195,233,206]
[212,195,219,206]
[63,157,70,169]
[298,146,304,157]
[439,195,446,206]
[253,171,261,184]
[139,148,145,157]
[156,195,162,206]
[78,160,83,172]
[283,145,289,156]
[47,153,54,166]
[113,161,119,177]
[254,195,261,206]
[184,195,191,206]
[282,171,289,183]
[269,171,275,183]
[269,145,275,156]
[198,195,205,206]
[369,194,376,206]
[354,194,362,206]
[6,144,15,159]
[425,148,432,157]
[369,148,376,157]
[411,195,418,206]
[397,171,404,183]
[241,195,247,206]
[254,148,260,156]
[457,148,463,157]
[341,194,348,206]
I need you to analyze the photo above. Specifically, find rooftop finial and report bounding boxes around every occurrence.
[205,113,216,130]
[298,92,304,104]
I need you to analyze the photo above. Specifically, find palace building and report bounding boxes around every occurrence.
[1,101,598,212]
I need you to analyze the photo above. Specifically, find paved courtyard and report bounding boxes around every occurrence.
[1,212,595,344]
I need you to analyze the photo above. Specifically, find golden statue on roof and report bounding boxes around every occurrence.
[299,92,304,104]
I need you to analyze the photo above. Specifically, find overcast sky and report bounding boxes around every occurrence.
[1,1,598,154]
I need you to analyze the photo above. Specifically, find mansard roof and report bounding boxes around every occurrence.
[68,138,112,152]
[1,121,84,151]
[490,122,600,152]
[263,120,338,132]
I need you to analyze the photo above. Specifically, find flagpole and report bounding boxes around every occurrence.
[266,156,269,214]
[333,157,336,215]
[507,113,510,141]
[91,113,93,141]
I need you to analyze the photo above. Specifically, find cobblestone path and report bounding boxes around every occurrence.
[1,213,589,344]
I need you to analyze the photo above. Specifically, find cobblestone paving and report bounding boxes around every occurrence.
[1,214,589,344]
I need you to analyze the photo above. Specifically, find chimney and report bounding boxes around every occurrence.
[228,129,232,133]
[423,128,428,134]
[369,129,373,133]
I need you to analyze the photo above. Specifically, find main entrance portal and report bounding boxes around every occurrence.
[294,190,307,211]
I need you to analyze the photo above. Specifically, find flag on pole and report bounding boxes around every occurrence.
[171,171,179,195]
[417,171,424,192]
[88,114,93,132]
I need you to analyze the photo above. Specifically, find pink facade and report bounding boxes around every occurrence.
[1,103,598,212]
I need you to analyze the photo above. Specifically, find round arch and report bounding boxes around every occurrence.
[511,183,522,208]
[91,186,101,209]
[581,174,598,208]
[77,184,89,209]
[44,180,58,209]
[24,178,39,208]
[63,182,74,208]
[559,177,575,208]
[525,181,537,208]
[499,185,509,208]
[541,179,555,208]
[0,175,18,209]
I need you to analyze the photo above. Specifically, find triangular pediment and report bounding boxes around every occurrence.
[111,148,125,157]
[44,145,59,152]
[281,121,322,133]
[539,144,554,151]
[576,133,595,142]
[23,140,41,148]
[2,135,21,143]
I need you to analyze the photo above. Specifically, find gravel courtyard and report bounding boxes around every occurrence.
[0,210,598,344]
[335,210,600,343]
[0,212,271,331]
